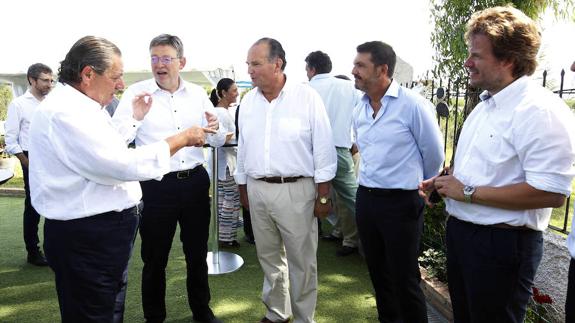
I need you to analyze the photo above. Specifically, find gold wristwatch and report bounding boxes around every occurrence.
[319,196,330,205]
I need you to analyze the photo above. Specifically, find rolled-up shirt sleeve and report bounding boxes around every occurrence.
[518,104,575,196]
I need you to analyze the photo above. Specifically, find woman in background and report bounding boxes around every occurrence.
[210,78,241,247]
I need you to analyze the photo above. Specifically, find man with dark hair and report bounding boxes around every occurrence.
[29,35,214,323]
[352,40,444,322]
[4,62,53,266]
[420,7,575,322]
[113,34,225,323]
[236,38,336,323]
[305,50,361,257]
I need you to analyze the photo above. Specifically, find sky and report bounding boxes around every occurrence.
[2,0,574,88]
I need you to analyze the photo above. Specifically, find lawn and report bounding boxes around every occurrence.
[0,196,378,323]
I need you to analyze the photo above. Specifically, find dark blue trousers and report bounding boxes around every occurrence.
[567,258,575,323]
[22,151,41,253]
[139,166,213,322]
[44,204,140,323]
[446,216,543,323]
[356,186,428,323]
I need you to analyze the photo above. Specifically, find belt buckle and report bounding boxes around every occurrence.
[176,170,190,179]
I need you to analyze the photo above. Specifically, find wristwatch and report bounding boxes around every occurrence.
[463,185,476,203]
[319,196,330,205]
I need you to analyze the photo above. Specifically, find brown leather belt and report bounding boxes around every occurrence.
[257,176,304,184]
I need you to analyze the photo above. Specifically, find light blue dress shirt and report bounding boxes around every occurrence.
[353,80,444,190]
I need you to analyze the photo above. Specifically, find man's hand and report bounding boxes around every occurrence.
[239,184,249,210]
[132,93,153,121]
[184,126,216,147]
[418,167,450,207]
[314,197,331,219]
[16,153,29,169]
[205,111,219,131]
[434,174,465,202]
[350,143,359,156]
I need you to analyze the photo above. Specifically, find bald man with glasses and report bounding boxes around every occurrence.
[4,62,54,266]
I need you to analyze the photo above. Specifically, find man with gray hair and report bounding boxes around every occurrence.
[29,36,214,323]
[113,34,225,323]
[4,62,53,266]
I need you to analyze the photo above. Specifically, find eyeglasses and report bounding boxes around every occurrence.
[37,78,55,85]
[151,56,180,65]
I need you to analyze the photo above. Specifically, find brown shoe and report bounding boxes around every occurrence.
[259,317,289,323]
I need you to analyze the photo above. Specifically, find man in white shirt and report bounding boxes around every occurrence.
[29,36,214,323]
[305,51,361,257]
[566,60,575,323]
[236,38,336,323]
[420,7,575,322]
[113,34,225,323]
[4,62,53,266]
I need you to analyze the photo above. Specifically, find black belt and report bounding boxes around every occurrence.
[165,166,202,179]
[257,176,304,184]
[358,185,410,195]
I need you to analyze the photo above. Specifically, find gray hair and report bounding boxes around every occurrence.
[253,37,287,71]
[149,34,184,58]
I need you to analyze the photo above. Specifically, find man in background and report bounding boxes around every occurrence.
[305,50,361,257]
[4,62,53,266]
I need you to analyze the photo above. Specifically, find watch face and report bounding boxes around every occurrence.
[464,186,475,195]
[320,197,328,204]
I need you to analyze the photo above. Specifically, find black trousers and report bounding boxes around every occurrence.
[140,166,213,322]
[21,151,41,253]
[356,186,428,323]
[44,204,140,323]
[242,206,254,241]
[446,216,543,323]
[566,258,575,323]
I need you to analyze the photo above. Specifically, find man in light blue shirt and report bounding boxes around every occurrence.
[352,41,444,322]
[305,51,361,256]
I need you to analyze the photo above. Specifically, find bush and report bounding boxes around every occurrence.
[0,84,13,121]
[420,199,449,282]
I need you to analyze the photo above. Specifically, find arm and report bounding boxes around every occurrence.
[434,175,565,210]
[4,100,24,157]
[314,181,331,218]
[412,100,445,180]
[111,88,143,144]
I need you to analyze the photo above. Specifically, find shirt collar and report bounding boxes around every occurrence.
[310,73,331,81]
[257,74,293,99]
[360,79,400,104]
[62,83,104,112]
[148,77,188,95]
[481,76,529,110]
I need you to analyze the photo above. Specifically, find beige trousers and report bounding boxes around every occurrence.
[247,176,318,323]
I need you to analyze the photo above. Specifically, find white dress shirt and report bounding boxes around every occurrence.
[235,80,337,185]
[353,80,444,189]
[113,78,226,172]
[446,76,575,231]
[308,74,361,148]
[4,90,41,154]
[29,84,172,220]
[568,217,575,259]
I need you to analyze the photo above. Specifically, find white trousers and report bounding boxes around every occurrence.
[247,176,318,323]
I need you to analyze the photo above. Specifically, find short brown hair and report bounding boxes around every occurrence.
[465,6,540,77]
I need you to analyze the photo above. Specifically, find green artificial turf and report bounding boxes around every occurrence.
[0,196,377,322]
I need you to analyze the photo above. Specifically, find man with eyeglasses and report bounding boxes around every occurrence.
[4,62,53,266]
[113,34,225,323]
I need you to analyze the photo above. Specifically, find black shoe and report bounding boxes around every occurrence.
[27,251,48,266]
[218,240,240,248]
[336,246,357,257]
[321,234,342,242]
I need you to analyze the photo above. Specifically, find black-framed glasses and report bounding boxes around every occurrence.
[37,77,55,85]
[151,56,180,65]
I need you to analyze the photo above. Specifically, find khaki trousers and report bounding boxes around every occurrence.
[247,176,318,323]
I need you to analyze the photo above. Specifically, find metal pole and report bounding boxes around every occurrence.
[206,144,244,274]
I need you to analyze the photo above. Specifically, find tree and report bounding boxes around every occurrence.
[0,85,13,121]
[430,0,574,83]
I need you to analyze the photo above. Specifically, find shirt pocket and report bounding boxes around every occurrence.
[278,118,302,142]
